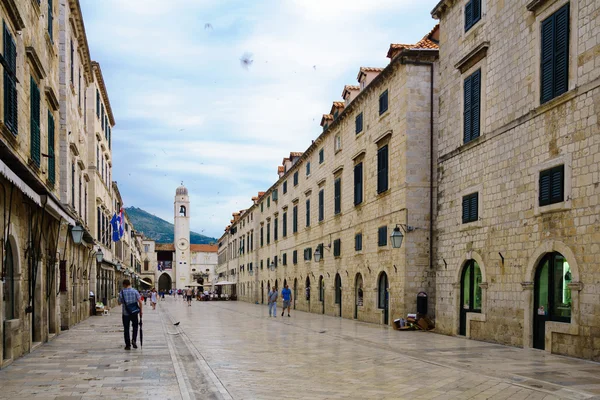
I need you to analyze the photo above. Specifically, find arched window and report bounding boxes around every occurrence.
[377,272,388,309]
[460,260,482,336]
[334,274,342,304]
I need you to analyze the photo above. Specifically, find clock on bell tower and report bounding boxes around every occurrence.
[174,183,191,286]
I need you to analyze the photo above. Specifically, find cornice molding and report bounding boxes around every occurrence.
[454,42,490,73]
[4,0,25,30]
[44,86,59,111]
[26,47,46,80]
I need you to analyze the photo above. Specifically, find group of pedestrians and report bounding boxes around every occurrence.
[267,284,292,317]
[140,288,158,310]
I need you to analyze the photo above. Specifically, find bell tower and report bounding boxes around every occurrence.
[174,183,191,287]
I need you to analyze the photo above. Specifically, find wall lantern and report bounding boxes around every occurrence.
[269,262,275,271]
[116,262,122,271]
[314,248,321,262]
[95,248,104,263]
[71,225,84,244]
[390,224,415,249]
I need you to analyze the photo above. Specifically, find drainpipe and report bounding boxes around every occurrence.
[400,58,435,272]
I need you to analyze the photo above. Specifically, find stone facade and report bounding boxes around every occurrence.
[432,0,600,361]
[0,0,142,368]
[216,31,439,326]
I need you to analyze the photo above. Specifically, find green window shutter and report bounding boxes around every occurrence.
[471,70,481,140]
[4,24,18,135]
[463,74,473,143]
[293,205,298,232]
[318,189,324,221]
[47,111,55,184]
[354,162,363,205]
[293,250,297,264]
[464,1,473,30]
[470,193,478,222]
[333,239,341,257]
[282,212,287,237]
[47,0,53,41]
[306,199,310,227]
[378,226,387,247]
[553,5,569,97]
[462,195,470,223]
[355,112,363,134]
[355,233,362,251]
[96,90,100,117]
[274,218,278,241]
[377,145,389,193]
[540,15,555,103]
[334,178,341,214]
[283,181,287,194]
[30,77,41,166]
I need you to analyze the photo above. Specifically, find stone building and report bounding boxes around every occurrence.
[0,0,138,367]
[216,27,439,325]
[431,0,599,360]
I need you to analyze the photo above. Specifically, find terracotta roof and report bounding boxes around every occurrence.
[320,114,334,126]
[258,191,266,199]
[278,166,284,173]
[387,25,439,59]
[155,243,174,251]
[342,85,360,98]
[190,244,218,252]
[332,101,345,108]
[356,67,384,82]
[289,152,303,158]
[282,157,290,164]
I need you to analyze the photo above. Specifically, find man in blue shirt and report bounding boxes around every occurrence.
[118,279,142,350]
[281,284,292,317]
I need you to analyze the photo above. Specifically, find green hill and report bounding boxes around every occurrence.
[125,207,216,244]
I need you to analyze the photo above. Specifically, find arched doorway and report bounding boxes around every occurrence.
[319,275,325,314]
[460,260,482,336]
[3,238,15,359]
[283,278,287,288]
[261,281,264,304]
[335,273,342,317]
[533,252,571,350]
[354,273,363,319]
[293,278,298,310]
[305,277,310,311]
[274,279,278,291]
[158,273,172,293]
[378,272,389,325]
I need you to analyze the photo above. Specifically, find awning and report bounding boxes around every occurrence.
[0,158,41,206]
[140,279,153,286]
[41,195,76,225]
[214,281,236,286]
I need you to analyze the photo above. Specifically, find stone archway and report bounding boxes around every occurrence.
[453,251,488,338]
[158,273,172,293]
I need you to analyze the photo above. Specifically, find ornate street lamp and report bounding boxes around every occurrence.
[314,247,321,262]
[116,262,122,271]
[390,224,415,249]
[95,248,104,263]
[269,261,275,271]
[71,225,84,244]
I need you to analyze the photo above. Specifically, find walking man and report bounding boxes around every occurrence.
[281,284,292,317]
[118,279,142,350]
[268,286,278,317]
[186,287,193,306]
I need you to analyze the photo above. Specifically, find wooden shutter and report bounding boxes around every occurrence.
[305,199,310,226]
[378,226,387,246]
[554,5,569,97]
[470,193,478,222]
[539,169,552,205]
[274,218,278,241]
[377,146,388,193]
[465,1,473,30]
[472,0,481,22]
[464,75,473,143]
[293,250,297,264]
[541,15,555,103]
[293,205,298,232]
[334,178,341,214]
[462,195,470,223]
[354,163,363,205]
[30,77,41,166]
[356,113,363,134]
[47,0,53,40]
[319,189,324,221]
[471,70,481,140]
[47,111,55,184]
[282,212,287,236]
[333,239,341,257]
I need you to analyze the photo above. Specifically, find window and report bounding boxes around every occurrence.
[261,202,264,212]
[70,40,74,84]
[305,199,310,227]
[96,89,100,118]
[71,162,75,208]
[462,192,479,223]
[274,217,278,241]
[304,248,312,261]
[47,112,55,184]
[463,69,481,144]
[319,148,324,164]
[144,260,149,271]
[333,110,339,119]
[354,162,363,205]
[293,205,298,233]
[293,250,298,264]
[378,226,388,247]
[464,0,481,32]
[355,112,363,134]
[282,253,287,265]
[355,233,363,251]
[267,222,271,244]
[267,196,270,208]
[379,90,388,115]
[274,256,278,267]
[334,178,341,215]
[47,0,53,41]
[377,145,389,193]
[144,244,149,253]
[318,189,324,222]
[317,243,324,261]
[260,260,263,270]
[333,239,341,257]
[306,162,311,176]
[30,77,41,167]
[282,212,287,237]
[3,24,17,135]
[539,165,564,206]
[293,171,299,186]
[101,105,105,129]
[334,135,342,152]
[541,4,569,104]
[260,227,264,247]
[283,180,287,194]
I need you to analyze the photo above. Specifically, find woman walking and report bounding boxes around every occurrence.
[151,288,158,310]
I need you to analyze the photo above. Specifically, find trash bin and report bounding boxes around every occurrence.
[417,291,427,315]
[89,291,96,316]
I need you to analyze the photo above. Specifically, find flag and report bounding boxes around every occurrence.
[118,208,125,239]
[110,213,120,242]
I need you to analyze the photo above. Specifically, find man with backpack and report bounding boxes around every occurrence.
[118,279,143,350]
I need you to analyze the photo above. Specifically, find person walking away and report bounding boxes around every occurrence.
[268,287,278,317]
[118,279,142,350]
[186,287,193,306]
[151,288,158,310]
[281,284,292,317]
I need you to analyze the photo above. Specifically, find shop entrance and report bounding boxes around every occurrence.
[460,260,482,336]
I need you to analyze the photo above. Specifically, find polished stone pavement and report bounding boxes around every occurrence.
[0,297,599,399]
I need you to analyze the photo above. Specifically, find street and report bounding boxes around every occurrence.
[0,298,599,399]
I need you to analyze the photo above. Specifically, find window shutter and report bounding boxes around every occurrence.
[465,1,473,30]
[470,193,478,222]
[464,75,472,143]
[319,189,324,221]
[377,146,389,193]
[293,250,297,264]
[462,196,470,223]
[541,15,555,103]
[334,178,341,214]
[282,212,287,237]
[30,77,41,166]
[539,170,551,205]
[355,113,363,134]
[306,199,310,227]
[333,239,341,257]
[554,5,569,97]
[551,165,564,203]
[378,226,387,246]
[471,70,481,140]
[47,111,55,184]
[47,0,53,40]
[354,163,363,205]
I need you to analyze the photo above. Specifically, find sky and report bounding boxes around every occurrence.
[79,0,438,239]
